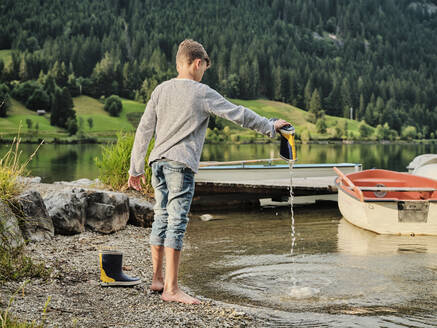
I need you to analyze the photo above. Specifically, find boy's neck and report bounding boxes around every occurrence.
[176,72,196,81]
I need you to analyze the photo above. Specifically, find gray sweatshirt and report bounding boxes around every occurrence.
[129,78,277,176]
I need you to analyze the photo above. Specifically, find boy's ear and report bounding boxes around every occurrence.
[193,58,202,69]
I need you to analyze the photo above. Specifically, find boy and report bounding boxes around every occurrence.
[128,39,290,304]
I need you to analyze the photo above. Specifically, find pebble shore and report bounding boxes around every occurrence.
[0,225,261,327]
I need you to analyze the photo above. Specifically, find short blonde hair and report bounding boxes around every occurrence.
[176,39,210,68]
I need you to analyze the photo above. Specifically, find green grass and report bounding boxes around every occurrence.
[0,49,12,66]
[229,98,373,140]
[0,99,67,139]
[74,96,139,134]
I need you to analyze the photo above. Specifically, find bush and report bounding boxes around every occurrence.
[104,95,123,117]
[26,88,50,111]
[388,129,399,141]
[66,117,78,135]
[358,121,372,138]
[401,125,417,140]
[95,132,154,192]
[334,126,342,139]
[316,117,327,133]
[11,81,43,105]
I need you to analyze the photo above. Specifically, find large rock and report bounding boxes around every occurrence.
[16,190,54,242]
[0,200,24,248]
[54,178,104,188]
[128,197,154,228]
[85,191,129,234]
[44,188,87,235]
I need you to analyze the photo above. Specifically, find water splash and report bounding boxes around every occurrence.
[289,286,320,299]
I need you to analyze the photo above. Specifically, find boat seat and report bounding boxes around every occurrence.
[354,178,404,185]
[358,186,437,192]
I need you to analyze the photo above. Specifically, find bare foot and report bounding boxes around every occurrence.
[161,288,201,304]
[150,279,164,293]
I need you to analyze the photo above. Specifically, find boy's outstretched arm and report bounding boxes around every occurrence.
[204,87,291,136]
[128,94,157,191]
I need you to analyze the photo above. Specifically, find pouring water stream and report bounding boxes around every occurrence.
[280,125,320,298]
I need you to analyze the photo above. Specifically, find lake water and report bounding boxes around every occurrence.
[1,142,437,182]
[182,206,437,327]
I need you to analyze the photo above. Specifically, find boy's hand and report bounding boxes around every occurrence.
[274,119,291,131]
[128,174,146,191]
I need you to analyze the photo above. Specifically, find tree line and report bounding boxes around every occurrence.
[1,0,437,137]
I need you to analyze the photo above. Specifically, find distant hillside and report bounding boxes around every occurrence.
[1,95,375,143]
[1,0,437,136]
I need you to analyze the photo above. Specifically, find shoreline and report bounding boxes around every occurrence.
[1,224,262,327]
[1,137,436,145]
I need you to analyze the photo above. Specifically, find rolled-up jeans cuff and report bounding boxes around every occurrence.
[149,236,164,247]
[164,239,183,251]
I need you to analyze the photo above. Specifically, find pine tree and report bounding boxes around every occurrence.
[0,83,10,117]
[341,78,352,118]
[50,87,75,128]
[19,56,28,81]
[309,89,322,122]
[303,80,312,111]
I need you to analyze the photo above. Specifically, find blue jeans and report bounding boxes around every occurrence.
[149,159,195,250]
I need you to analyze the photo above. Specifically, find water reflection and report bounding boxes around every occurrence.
[338,219,437,255]
[1,142,437,182]
[0,143,101,182]
[182,207,437,326]
[48,149,78,182]
[201,142,437,172]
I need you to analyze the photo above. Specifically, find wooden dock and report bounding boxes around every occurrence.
[192,163,361,210]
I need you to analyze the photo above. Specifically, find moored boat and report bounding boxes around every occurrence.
[197,160,362,182]
[334,168,437,235]
[407,154,437,181]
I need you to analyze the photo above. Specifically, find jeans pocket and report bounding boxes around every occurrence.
[164,160,187,173]
[164,167,194,194]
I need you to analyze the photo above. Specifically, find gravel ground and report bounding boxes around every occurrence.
[0,225,262,327]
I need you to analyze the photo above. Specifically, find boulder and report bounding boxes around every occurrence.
[17,176,42,184]
[0,200,24,248]
[128,197,154,228]
[44,188,87,235]
[85,191,129,234]
[54,178,104,188]
[16,190,54,242]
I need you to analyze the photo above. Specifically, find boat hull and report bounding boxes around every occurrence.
[338,188,437,235]
[336,169,437,235]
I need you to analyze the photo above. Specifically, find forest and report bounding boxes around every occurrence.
[1,0,437,138]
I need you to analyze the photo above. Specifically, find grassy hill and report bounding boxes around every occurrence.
[0,95,372,143]
[73,96,139,135]
[220,99,368,142]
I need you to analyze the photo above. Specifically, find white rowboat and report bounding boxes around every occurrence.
[335,168,437,235]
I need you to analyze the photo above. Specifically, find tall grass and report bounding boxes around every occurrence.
[95,132,154,193]
[0,126,43,203]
